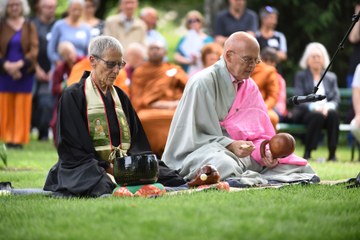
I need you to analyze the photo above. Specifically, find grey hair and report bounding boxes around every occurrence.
[0,0,31,20]
[140,6,156,18]
[68,0,85,7]
[299,42,330,70]
[88,36,124,58]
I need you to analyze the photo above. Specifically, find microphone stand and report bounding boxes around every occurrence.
[313,10,360,94]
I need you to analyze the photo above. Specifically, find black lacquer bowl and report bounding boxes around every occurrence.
[113,153,159,186]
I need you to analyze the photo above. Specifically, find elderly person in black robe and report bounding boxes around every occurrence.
[43,36,185,197]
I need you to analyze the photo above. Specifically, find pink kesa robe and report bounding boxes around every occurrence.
[220,78,307,166]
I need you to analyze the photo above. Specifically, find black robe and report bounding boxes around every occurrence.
[44,72,185,197]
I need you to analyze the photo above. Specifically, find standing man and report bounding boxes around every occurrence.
[140,6,167,47]
[162,32,318,185]
[31,0,57,141]
[213,0,258,46]
[103,0,147,50]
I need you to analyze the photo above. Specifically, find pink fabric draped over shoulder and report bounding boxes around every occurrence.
[220,78,307,166]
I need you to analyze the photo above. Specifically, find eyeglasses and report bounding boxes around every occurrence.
[187,18,201,24]
[231,51,261,65]
[93,55,126,69]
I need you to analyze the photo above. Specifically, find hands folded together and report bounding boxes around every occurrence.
[4,60,24,80]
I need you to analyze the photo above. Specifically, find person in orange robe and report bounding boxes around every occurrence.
[130,41,188,157]
[260,47,288,122]
[250,54,279,130]
[67,57,129,95]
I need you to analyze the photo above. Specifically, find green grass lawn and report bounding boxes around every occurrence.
[1,139,359,240]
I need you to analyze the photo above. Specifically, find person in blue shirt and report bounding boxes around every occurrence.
[47,0,91,68]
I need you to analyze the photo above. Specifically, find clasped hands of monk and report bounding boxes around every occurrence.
[226,140,279,168]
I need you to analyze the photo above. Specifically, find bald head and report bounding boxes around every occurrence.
[223,31,259,55]
[223,31,260,80]
[148,41,166,64]
[58,41,77,64]
[39,0,57,5]
[140,7,158,30]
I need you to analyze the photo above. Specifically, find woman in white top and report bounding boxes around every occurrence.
[47,0,91,67]
[174,10,213,76]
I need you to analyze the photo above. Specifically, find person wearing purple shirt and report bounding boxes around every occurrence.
[0,0,39,149]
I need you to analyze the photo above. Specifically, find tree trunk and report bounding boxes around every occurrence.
[203,0,228,35]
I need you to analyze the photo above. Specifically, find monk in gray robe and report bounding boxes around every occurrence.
[162,32,319,185]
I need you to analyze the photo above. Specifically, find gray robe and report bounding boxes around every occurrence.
[162,59,318,184]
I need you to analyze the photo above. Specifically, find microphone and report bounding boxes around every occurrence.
[287,94,326,105]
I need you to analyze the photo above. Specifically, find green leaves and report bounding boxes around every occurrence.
[0,143,7,166]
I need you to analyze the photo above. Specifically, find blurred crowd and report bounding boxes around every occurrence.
[0,0,359,162]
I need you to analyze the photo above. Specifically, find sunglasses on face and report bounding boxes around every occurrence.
[93,55,126,69]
